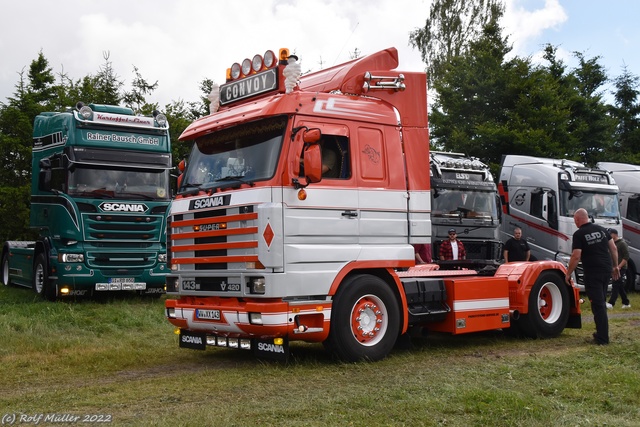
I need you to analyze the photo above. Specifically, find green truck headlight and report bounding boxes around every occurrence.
[59,253,84,263]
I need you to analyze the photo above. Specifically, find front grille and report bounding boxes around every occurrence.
[82,212,164,242]
[86,250,158,268]
[170,204,259,270]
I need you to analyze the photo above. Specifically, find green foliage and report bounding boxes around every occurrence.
[609,66,640,163]
[429,16,620,168]
[0,185,33,242]
[409,0,504,86]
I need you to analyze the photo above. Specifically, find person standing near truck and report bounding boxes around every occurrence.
[503,227,530,262]
[413,243,432,264]
[607,229,631,309]
[439,228,466,260]
[565,208,619,345]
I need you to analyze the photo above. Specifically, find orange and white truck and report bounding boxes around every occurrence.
[164,48,582,362]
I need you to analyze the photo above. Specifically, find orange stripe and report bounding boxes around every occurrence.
[174,255,259,264]
[172,241,257,252]
[173,226,258,240]
[172,212,258,227]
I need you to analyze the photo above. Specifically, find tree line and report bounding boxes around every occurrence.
[410,0,640,173]
[1,0,639,241]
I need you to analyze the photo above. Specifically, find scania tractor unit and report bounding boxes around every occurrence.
[596,162,640,291]
[1,103,172,300]
[164,48,581,362]
[430,152,501,261]
[499,155,621,287]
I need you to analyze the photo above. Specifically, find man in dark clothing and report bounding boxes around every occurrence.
[607,228,631,309]
[565,208,619,345]
[503,227,530,262]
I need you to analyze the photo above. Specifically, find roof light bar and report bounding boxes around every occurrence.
[226,49,288,81]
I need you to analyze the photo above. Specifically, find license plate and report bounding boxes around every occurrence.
[109,277,134,283]
[196,309,221,320]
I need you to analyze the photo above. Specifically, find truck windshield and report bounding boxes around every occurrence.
[560,190,619,218]
[432,188,498,220]
[68,167,170,200]
[180,116,287,192]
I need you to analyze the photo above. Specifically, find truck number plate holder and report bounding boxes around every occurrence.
[196,309,221,320]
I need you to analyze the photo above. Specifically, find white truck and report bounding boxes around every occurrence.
[499,155,621,287]
[596,162,640,291]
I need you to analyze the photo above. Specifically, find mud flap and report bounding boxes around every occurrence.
[253,337,289,362]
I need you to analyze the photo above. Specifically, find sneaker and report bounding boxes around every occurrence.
[606,303,613,309]
[622,304,631,309]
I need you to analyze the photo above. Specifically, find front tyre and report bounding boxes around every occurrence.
[519,271,569,338]
[325,274,400,362]
[33,253,56,301]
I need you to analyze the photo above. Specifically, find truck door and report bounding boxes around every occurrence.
[354,125,409,248]
[285,120,360,253]
[528,188,559,260]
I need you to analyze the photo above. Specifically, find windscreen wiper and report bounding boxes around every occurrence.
[216,175,255,187]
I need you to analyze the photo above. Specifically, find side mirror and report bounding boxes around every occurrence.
[304,144,322,183]
[38,158,52,191]
[303,128,321,143]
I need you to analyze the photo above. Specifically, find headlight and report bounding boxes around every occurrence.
[249,277,266,294]
[155,113,168,127]
[59,253,84,263]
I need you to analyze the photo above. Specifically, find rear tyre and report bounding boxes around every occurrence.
[519,271,569,338]
[2,252,10,286]
[325,274,400,362]
[33,253,56,301]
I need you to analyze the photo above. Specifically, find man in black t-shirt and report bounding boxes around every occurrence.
[565,208,619,345]
[503,227,530,262]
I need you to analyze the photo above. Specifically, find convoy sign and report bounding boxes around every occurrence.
[220,68,278,105]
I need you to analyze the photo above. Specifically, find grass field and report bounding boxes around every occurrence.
[1,284,639,426]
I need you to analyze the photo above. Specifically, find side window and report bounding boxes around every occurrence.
[628,196,640,223]
[49,155,66,192]
[531,191,543,219]
[320,135,350,179]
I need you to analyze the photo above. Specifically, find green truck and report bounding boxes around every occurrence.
[1,103,172,299]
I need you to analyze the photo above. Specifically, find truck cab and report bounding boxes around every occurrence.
[2,103,171,299]
[499,155,620,287]
[430,152,501,261]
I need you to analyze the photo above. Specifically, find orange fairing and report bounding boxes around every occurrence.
[494,260,579,315]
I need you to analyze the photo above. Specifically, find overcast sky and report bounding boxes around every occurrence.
[1,0,639,109]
